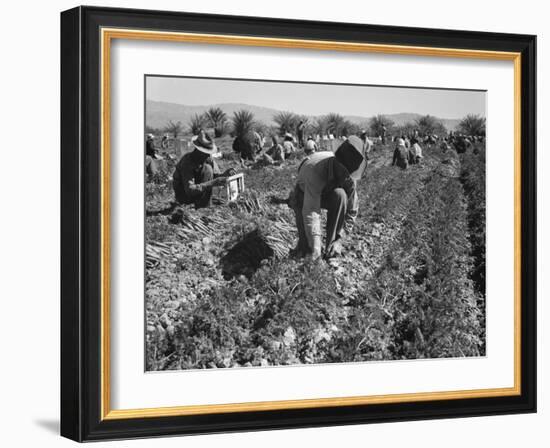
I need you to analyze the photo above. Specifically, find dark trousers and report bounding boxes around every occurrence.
[174,163,214,209]
[298,132,305,148]
[291,186,348,255]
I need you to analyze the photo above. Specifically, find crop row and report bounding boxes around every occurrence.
[331,168,485,362]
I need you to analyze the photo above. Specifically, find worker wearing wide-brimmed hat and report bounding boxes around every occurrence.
[289,135,367,260]
[173,130,236,208]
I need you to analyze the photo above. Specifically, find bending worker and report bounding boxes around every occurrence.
[146,133,158,158]
[392,138,409,169]
[173,130,235,208]
[289,135,367,259]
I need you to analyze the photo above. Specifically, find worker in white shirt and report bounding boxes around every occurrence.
[289,135,367,259]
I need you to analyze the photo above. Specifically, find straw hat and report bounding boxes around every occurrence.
[191,131,218,155]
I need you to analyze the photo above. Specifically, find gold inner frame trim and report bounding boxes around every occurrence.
[100,27,522,421]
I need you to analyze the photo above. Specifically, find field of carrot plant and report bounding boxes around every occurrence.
[145,138,486,370]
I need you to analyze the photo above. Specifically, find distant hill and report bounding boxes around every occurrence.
[146,100,461,132]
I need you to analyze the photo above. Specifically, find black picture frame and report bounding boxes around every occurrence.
[61,5,536,442]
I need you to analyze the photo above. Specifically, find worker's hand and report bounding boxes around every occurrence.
[225,168,237,176]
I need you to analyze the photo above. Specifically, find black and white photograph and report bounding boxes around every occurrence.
[144,76,487,371]
[0,0,543,443]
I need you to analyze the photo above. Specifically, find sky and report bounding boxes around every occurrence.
[146,76,486,119]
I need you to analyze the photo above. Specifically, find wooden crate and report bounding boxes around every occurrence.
[216,173,245,202]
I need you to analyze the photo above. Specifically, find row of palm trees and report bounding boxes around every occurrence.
[159,107,486,141]
[369,114,486,138]
[163,108,362,141]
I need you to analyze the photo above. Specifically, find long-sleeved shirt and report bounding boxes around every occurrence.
[173,151,221,200]
[146,139,157,158]
[296,151,359,254]
[392,146,409,169]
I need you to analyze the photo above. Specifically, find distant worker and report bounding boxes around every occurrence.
[401,134,411,149]
[407,144,417,165]
[283,132,296,157]
[145,133,158,180]
[381,125,387,145]
[412,142,423,164]
[289,135,367,259]
[161,135,169,151]
[263,135,285,164]
[146,133,158,158]
[453,134,470,154]
[253,131,264,155]
[173,130,236,209]
[297,120,306,148]
[392,138,409,170]
[360,130,373,156]
[425,133,436,147]
[232,130,263,162]
[305,135,318,155]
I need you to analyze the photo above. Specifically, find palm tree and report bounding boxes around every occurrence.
[369,115,394,138]
[313,116,329,136]
[326,113,345,137]
[273,111,299,136]
[414,115,446,136]
[164,120,184,139]
[253,120,269,137]
[457,114,486,136]
[206,107,228,137]
[341,120,360,137]
[231,109,255,137]
[189,113,208,135]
